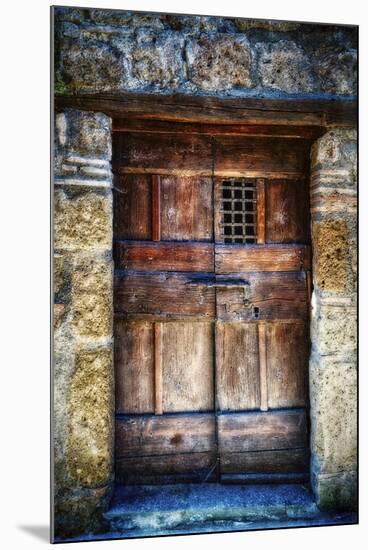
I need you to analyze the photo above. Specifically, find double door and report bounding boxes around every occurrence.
[113,129,311,484]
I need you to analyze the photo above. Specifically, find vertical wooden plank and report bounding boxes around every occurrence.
[214,178,224,243]
[216,322,260,411]
[113,174,152,240]
[265,179,309,243]
[162,322,214,412]
[114,320,154,414]
[152,175,161,241]
[266,322,308,408]
[160,176,213,241]
[257,178,266,244]
[154,322,163,415]
[258,322,268,411]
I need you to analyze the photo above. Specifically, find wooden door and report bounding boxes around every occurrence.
[113,128,311,485]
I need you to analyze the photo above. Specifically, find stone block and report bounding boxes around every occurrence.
[58,38,126,94]
[67,346,114,488]
[311,305,357,356]
[186,34,252,91]
[314,47,357,96]
[89,9,166,29]
[312,471,357,512]
[54,189,112,252]
[256,40,315,93]
[131,31,185,88]
[55,111,112,159]
[311,129,357,173]
[309,356,357,474]
[72,256,113,339]
[312,219,349,293]
[54,485,112,539]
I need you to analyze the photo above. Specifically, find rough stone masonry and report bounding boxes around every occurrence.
[53,6,357,539]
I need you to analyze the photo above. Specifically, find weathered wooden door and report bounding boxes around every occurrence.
[113,126,311,485]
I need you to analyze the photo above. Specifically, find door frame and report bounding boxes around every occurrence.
[55,90,357,494]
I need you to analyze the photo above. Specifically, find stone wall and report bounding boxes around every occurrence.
[53,7,357,98]
[53,110,114,538]
[309,128,357,510]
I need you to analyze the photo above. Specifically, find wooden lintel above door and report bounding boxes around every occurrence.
[55,92,356,129]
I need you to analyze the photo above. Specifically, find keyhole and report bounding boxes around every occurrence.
[253,306,260,319]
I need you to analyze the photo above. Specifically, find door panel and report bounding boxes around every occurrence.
[266,179,310,243]
[162,322,214,413]
[114,271,216,321]
[114,241,214,272]
[115,320,154,414]
[218,409,307,453]
[215,244,311,272]
[215,272,308,321]
[160,176,213,241]
[113,132,213,175]
[116,452,218,485]
[115,414,216,457]
[114,174,152,240]
[266,322,308,408]
[216,322,260,411]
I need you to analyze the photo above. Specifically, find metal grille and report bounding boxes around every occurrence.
[220,179,257,243]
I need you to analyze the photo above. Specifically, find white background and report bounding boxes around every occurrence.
[1,0,366,547]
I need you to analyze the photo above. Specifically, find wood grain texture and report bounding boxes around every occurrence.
[115,414,216,458]
[160,176,213,241]
[215,244,311,273]
[218,409,307,453]
[266,179,310,243]
[162,322,214,413]
[114,271,215,320]
[113,174,152,240]
[215,272,308,321]
[220,448,309,474]
[114,241,214,272]
[258,323,268,412]
[114,132,212,175]
[154,322,163,415]
[256,179,266,244]
[214,136,310,177]
[57,92,357,127]
[114,320,154,414]
[266,323,309,409]
[113,118,325,139]
[213,178,224,244]
[220,473,308,484]
[151,175,161,241]
[116,452,218,484]
[216,322,260,411]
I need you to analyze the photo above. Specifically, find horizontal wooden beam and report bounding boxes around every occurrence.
[218,409,308,453]
[115,413,216,458]
[114,241,214,272]
[55,92,356,128]
[215,244,311,273]
[113,118,325,139]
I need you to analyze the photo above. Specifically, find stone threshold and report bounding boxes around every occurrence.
[56,483,357,542]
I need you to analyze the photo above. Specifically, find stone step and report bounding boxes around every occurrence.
[104,483,325,534]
